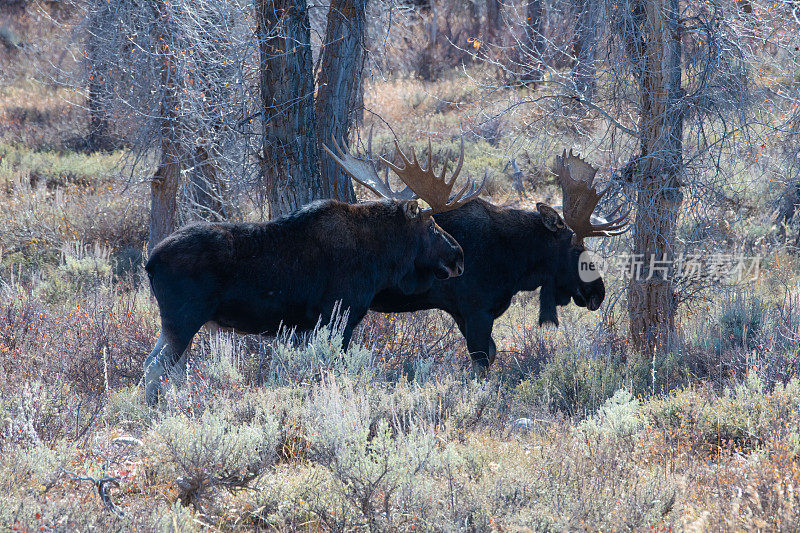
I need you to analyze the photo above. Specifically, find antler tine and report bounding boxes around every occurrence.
[427,139,435,178]
[449,137,465,186]
[447,166,485,206]
[322,134,416,201]
[595,206,631,229]
[380,136,481,214]
[369,127,394,195]
[323,136,380,197]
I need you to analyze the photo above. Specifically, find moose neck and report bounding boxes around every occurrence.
[515,211,562,292]
[350,201,420,292]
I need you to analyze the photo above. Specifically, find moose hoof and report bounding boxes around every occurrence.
[144,361,168,406]
[144,379,163,406]
[470,358,491,379]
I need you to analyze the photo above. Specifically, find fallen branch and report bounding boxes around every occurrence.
[60,468,126,518]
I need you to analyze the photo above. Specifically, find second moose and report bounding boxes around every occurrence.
[329,141,628,372]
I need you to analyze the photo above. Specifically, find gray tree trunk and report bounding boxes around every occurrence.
[316,0,367,203]
[486,0,501,39]
[572,0,600,100]
[148,4,183,253]
[149,140,182,253]
[255,0,324,219]
[522,0,545,84]
[86,5,111,151]
[627,0,685,355]
[186,144,225,220]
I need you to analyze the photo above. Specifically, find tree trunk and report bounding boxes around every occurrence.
[255,0,324,219]
[521,0,545,84]
[86,6,111,151]
[149,140,182,252]
[627,0,684,354]
[572,0,600,100]
[315,0,367,203]
[486,0,501,40]
[186,145,226,220]
[148,4,183,253]
[417,2,438,81]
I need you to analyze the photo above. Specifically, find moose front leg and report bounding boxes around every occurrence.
[538,283,559,327]
[456,313,497,376]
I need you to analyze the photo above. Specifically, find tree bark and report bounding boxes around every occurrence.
[186,144,226,220]
[572,0,600,100]
[417,1,439,81]
[522,0,545,84]
[148,4,183,253]
[627,0,685,354]
[315,0,367,203]
[486,0,501,40]
[149,140,182,253]
[255,0,324,219]
[86,5,111,151]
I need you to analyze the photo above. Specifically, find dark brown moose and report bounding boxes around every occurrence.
[330,144,628,372]
[143,144,482,405]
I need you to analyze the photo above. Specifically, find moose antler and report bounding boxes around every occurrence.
[323,132,484,214]
[322,131,416,201]
[554,149,630,246]
[381,137,484,214]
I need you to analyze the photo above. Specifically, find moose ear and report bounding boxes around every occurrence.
[403,200,420,220]
[537,202,566,232]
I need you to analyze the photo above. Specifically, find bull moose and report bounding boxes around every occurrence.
[143,147,483,405]
[327,142,628,372]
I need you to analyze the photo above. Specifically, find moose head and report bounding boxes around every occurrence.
[536,150,629,324]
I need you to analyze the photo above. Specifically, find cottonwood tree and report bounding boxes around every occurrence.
[571,0,601,100]
[255,0,324,218]
[316,0,368,203]
[255,0,373,214]
[623,0,684,353]
[148,2,184,253]
[522,0,546,84]
[619,0,799,352]
[84,3,112,152]
[75,0,252,251]
[486,0,502,39]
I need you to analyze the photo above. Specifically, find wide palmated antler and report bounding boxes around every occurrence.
[322,131,417,201]
[381,137,484,214]
[554,149,630,246]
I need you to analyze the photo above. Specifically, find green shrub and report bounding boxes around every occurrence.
[263,313,375,386]
[717,295,765,350]
[512,345,688,417]
[305,377,439,530]
[149,400,280,509]
[512,349,626,417]
[580,389,641,439]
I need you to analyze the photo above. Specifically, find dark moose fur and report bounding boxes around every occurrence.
[370,199,605,370]
[144,198,463,404]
